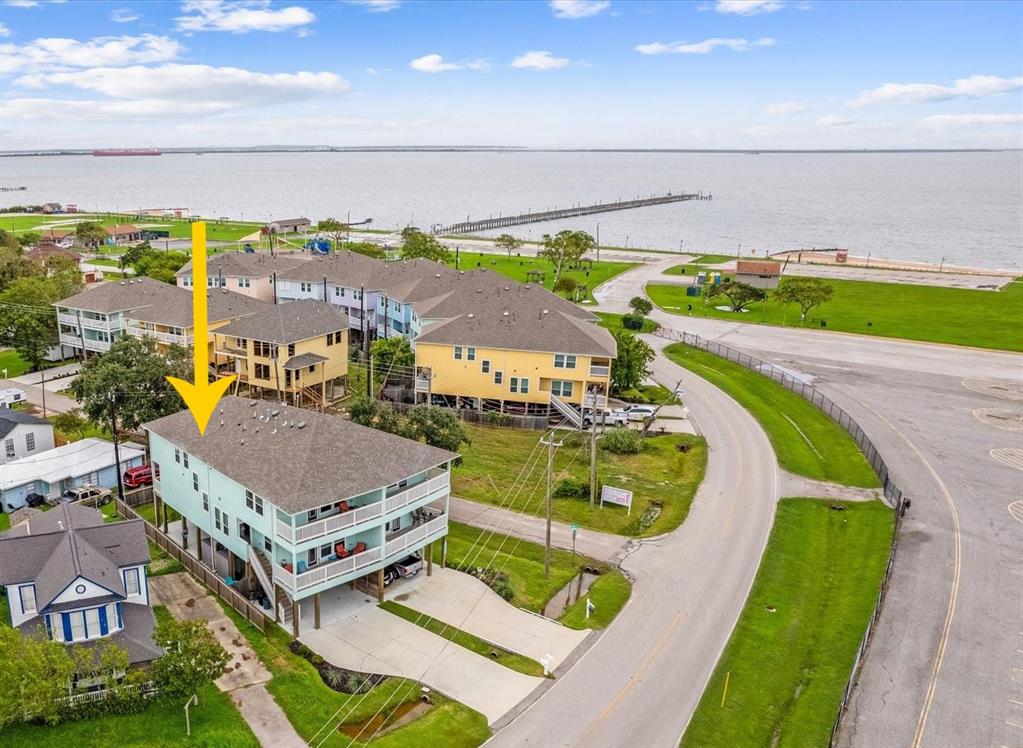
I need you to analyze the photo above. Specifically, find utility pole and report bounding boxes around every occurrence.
[108,393,125,504]
[589,386,598,511]
[39,367,47,418]
[540,430,563,578]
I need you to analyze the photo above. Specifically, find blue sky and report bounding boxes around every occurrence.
[0,0,1020,149]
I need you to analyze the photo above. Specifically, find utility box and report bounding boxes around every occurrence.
[686,285,700,297]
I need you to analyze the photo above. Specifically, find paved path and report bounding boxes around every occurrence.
[780,471,881,502]
[491,328,781,746]
[0,376,78,414]
[149,573,306,748]
[392,567,589,669]
[300,593,544,725]
[449,495,629,564]
[596,257,1023,748]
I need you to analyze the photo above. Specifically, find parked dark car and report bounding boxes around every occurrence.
[25,492,47,508]
[123,465,153,489]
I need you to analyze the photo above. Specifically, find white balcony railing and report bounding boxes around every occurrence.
[57,312,118,330]
[276,546,383,592]
[384,515,447,559]
[126,326,193,346]
[60,332,111,351]
[275,473,449,546]
[589,365,610,378]
[415,377,430,392]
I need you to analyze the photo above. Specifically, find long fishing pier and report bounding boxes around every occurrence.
[433,190,711,235]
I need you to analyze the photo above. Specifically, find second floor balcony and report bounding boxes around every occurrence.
[274,469,449,546]
[57,312,119,331]
[127,324,193,347]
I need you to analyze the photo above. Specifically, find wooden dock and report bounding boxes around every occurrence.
[433,190,711,235]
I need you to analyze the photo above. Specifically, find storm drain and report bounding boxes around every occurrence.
[991,448,1023,472]
[962,378,1023,402]
[973,408,1023,432]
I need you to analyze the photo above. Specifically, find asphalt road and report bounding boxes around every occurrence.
[596,257,1023,748]
[490,333,781,746]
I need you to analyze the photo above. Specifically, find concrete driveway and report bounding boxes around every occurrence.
[299,585,545,725]
[390,568,589,671]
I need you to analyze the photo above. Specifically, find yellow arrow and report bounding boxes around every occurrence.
[166,222,236,435]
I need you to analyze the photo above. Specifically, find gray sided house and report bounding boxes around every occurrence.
[0,410,56,464]
[0,503,162,668]
[143,397,456,635]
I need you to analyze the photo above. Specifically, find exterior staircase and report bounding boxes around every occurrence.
[249,545,293,626]
[550,393,583,428]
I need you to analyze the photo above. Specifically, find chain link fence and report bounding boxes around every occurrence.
[652,326,902,745]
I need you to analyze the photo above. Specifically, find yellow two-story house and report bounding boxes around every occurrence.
[413,292,616,418]
[213,299,349,406]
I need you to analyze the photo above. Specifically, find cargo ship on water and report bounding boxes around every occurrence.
[93,148,162,156]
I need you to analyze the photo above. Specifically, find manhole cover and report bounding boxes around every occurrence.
[974,408,1023,431]
[962,378,1023,402]
[991,448,1023,471]
[1009,501,1023,524]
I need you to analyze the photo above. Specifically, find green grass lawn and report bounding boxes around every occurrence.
[558,569,632,629]
[681,498,895,748]
[379,601,546,677]
[664,344,878,487]
[2,212,263,242]
[218,599,490,748]
[450,253,635,303]
[0,590,9,625]
[0,605,257,748]
[0,349,31,378]
[454,424,707,536]
[649,277,1023,352]
[0,512,10,532]
[594,311,659,333]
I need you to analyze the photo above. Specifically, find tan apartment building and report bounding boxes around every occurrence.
[176,252,307,303]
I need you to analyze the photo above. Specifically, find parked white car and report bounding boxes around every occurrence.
[614,404,657,422]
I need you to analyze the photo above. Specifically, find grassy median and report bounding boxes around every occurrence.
[649,277,1023,352]
[681,498,894,748]
[663,343,878,487]
[454,425,708,536]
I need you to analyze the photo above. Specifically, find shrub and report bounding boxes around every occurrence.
[621,313,645,330]
[553,478,589,499]
[601,427,643,454]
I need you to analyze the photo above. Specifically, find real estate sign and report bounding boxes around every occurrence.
[600,485,633,514]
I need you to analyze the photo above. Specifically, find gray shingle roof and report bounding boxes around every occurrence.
[283,352,328,370]
[175,251,306,279]
[215,299,348,344]
[143,397,456,513]
[0,504,149,610]
[0,409,51,439]
[17,602,162,666]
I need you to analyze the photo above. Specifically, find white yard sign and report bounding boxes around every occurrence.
[600,485,633,514]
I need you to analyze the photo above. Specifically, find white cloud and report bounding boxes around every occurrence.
[817,114,853,127]
[761,100,807,115]
[0,23,10,37]
[409,53,490,73]
[175,0,315,33]
[111,7,141,22]
[715,0,783,14]
[549,0,610,19]
[3,0,40,7]
[848,75,1023,107]
[347,0,402,11]
[0,34,183,74]
[511,50,572,70]
[920,113,1023,129]
[635,37,775,55]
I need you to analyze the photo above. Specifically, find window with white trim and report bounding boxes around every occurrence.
[481,360,490,373]
[19,585,35,614]
[192,473,199,492]
[466,347,476,361]
[174,448,180,464]
[85,607,101,637]
[4,439,13,458]
[202,492,209,512]
[510,377,530,394]
[335,287,345,298]
[70,612,86,641]
[245,489,264,516]
[300,282,312,293]
[551,380,573,398]
[124,568,140,596]
[554,354,577,369]
[25,433,35,452]
[182,452,189,468]
[238,277,251,288]
[494,371,503,385]
[454,346,462,360]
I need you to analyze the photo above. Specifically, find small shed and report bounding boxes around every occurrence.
[735,260,782,290]
[41,202,62,214]
[268,217,312,234]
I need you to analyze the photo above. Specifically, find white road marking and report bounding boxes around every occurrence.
[992,449,1023,472]
[974,408,1023,432]
[1009,501,1023,524]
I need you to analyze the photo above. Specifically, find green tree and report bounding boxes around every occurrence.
[0,625,76,727]
[629,296,653,316]
[44,254,85,298]
[609,329,655,393]
[119,241,153,267]
[342,241,385,259]
[316,217,350,249]
[0,246,41,291]
[371,336,414,376]
[0,228,18,251]
[134,249,189,284]
[705,279,766,313]
[0,276,68,371]
[494,233,522,257]
[400,229,450,263]
[553,276,578,297]
[539,230,595,283]
[151,617,230,705]
[400,225,422,241]
[75,221,107,249]
[70,335,189,431]
[17,231,41,248]
[406,405,470,451]
[347,394,409,437]
[773,276,834,324]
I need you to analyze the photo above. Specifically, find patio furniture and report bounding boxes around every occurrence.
[336,500,350,512]
[297,560,308,573]
[335,543,349,558]
[282,562,293,573]
[353,542,367,554]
